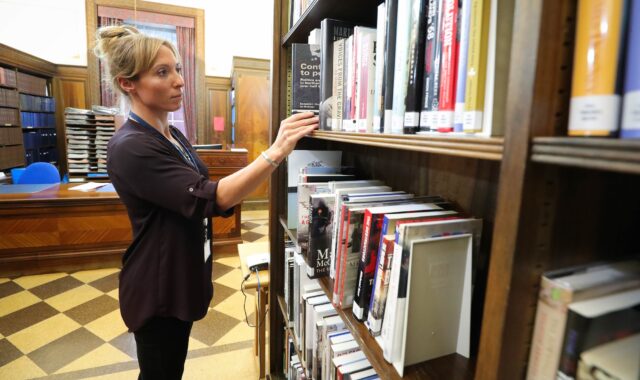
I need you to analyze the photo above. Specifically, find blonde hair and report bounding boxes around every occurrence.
[93,24,180,97]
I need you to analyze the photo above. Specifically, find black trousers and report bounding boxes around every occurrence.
[134,316,193,380]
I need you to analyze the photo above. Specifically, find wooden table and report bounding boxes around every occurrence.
[237,241,270,379]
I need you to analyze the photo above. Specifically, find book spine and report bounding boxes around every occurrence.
[436,0,459,132]
[454,0,472,132]
[567,0,625,136]
[373,3,388,133]
[332,206,350,305]
[404,0,429,134]
[287,48,293,117]
[343,36,355,132]
[352,209,373,320]
[350,30,360,131]
[381,239,403,361]
[365,32,377,133]
[422,0,445,131]
[333,39,346,131]
[462,0,490,133]
[320,20,355,131]
[367,235,394,335]
[339,212,364,307]
[621,0,640,138]
[391,0,414,134]
[383,0,399,134]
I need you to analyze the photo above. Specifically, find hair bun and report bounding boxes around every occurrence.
[94,25,140,58]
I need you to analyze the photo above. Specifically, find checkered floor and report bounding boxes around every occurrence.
[0,212,269,379]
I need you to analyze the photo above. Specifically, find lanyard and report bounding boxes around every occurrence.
[129,112,197,169]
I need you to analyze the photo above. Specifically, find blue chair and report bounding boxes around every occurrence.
[10,168,25,184]
[15,162,61,184]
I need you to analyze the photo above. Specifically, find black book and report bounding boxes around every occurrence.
[420,0,444,132]
[307,194,335,278]
[404,0,429,134]
[558,288,640,379]
[319,19,355,130]
[382,0,399,133]
[292,43,321,114]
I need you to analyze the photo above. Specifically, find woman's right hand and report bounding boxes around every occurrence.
[268,112,319,163]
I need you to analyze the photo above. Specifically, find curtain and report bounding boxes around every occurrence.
[176,26,197,144]
[98,17,122,108]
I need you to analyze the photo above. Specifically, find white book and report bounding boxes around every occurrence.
[332,349,365,380]
[338,358,372,380]
[372,2,387,134]
[312,305,338,379]
[305,295,331,371]
[390,0,412,134]
[350,368,378,380]
[381,218,482,366]
[394,234,473,376]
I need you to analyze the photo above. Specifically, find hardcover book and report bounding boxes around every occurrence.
[319,19,355,130]
[292,43,321,114]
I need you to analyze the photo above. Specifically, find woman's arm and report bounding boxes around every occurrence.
[215,112,318,210]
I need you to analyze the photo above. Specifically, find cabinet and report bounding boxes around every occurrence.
[231,56,271,201]
[267,0,640,379]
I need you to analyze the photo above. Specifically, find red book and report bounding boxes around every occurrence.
[436,0,459,132]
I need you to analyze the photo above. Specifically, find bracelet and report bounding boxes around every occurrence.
[261,151,279,167]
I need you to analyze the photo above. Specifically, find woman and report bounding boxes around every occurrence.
[95,25,317,379]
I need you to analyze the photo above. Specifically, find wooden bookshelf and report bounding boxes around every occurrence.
[531,137,640,175]
[282,0,380,46]
[310,131,503,161]
[268,0,640,379]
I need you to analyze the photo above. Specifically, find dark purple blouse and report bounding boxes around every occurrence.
[107,119,233,332]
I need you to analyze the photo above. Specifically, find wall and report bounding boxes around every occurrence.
[0,0,273,77]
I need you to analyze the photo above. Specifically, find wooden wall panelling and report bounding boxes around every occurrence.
[232,57,271,201]
[85,0,205,142]
[53,65,89,178]
[204,76,232,145]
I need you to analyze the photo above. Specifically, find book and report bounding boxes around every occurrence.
[383,0,399,133]
[355,27,377,133]
[305,295,331,371]
[292,43,322,114]
[558,288,640,379]
[320,19,355,131]
[332,349,365,380]
[308,194,336,278]
[435,0,459,133]
[372,3,387,133]
[381,218,482,364]
[453,0,472,132]
[312,305,339,379]
[526,260,640,380]
[337,358,372,380]
[462,0,491,133]
[577,333,640,380]
[394,234,473,376]
[333,38,347,131]
[621,0,640,138]
[420,0,444,131]
[479,0,515,136]
[404,0,429,134]
[567,0,626,136]
[390,0,413,134]
[316,315,344,380]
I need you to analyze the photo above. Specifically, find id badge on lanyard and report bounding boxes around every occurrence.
[203,218,211,263]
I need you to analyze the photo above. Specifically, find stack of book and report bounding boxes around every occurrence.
[64,107,116,182]
[284,149,483,377]
[526,259,640,380]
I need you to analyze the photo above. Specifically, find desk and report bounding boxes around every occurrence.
[0,149,248,277]
[238,241,270,379]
